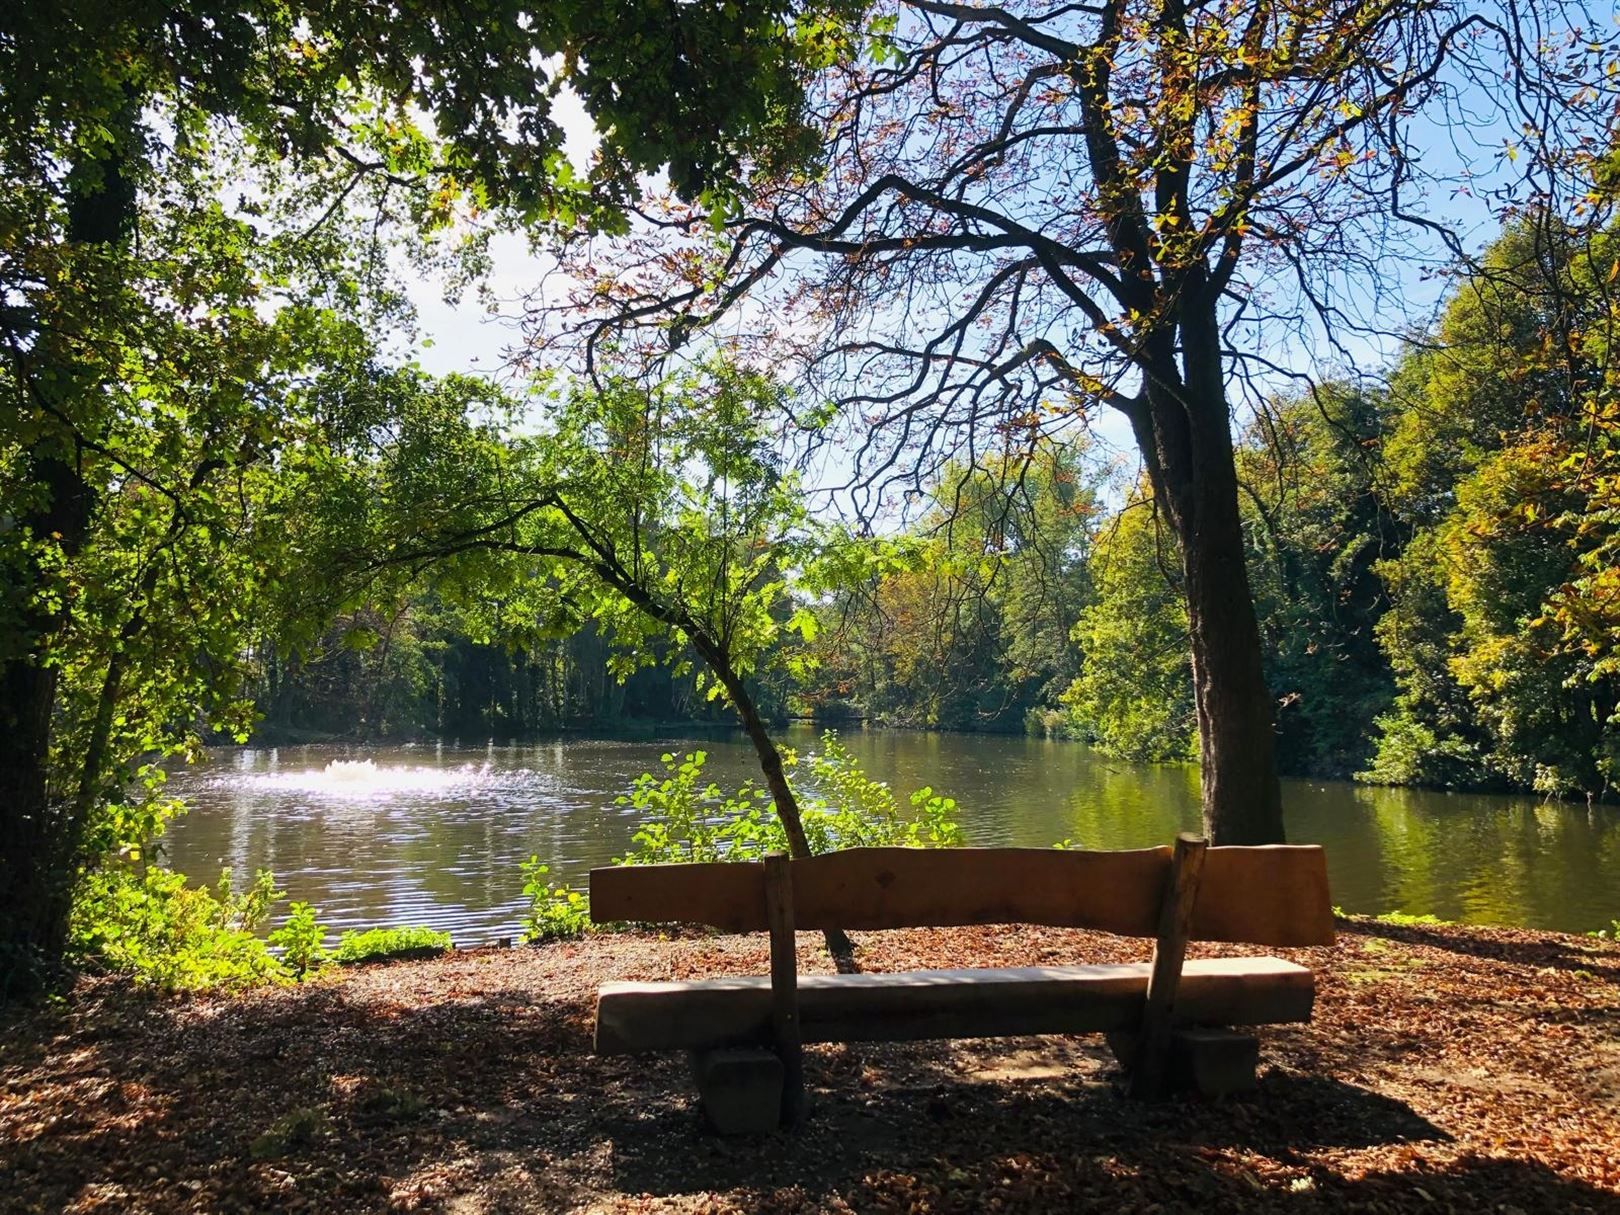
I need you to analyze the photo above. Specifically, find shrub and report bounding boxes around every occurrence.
[521,731,964,942]
[520,859,593,943]
[334,926,452,964]
[1371,910,1447,927]
[268,902,331,980]
[797,733,965,850]
[70,866,285,992]
[615,750,772,863]
[612,733,964,865]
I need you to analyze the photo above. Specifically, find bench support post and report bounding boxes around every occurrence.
[1171,1027,1259,1096]
[1128,832,1208,1099]
[764,852,804,1126]
[689,1048,785,1134]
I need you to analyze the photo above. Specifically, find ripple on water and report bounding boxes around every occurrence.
[215,759,558,802]
[162,735,1620,940]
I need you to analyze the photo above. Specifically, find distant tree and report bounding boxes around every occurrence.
[1369,217,1620,795]
[1237,386,1395,778]
[813,445,1096,730]
[1062,490,1195,762]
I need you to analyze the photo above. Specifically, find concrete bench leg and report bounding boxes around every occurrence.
[1107,1027,1260,1098]
[688,1048,784,1134]
[1170,1028,1258,1096]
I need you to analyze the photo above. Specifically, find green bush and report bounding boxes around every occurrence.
[614,749,768,863]
[72,864,338,991]
[1370,910,1448,927]
[521,860,593,943]
[334,926,453,963]
[268,901,331,980]
[613,733,963,865]
[70,866,286,992]
[798,732,965,851]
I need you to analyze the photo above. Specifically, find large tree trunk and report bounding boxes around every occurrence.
[0,122,133,999]
[0,457,96,998]
[0,630,73,997]
[1178,444,1286,844]
[1126,300,1285,846]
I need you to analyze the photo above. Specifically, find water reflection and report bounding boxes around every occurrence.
[161,727,1620,943]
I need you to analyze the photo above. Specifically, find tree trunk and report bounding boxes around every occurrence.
[1128,301,1285,846]
[690,633,858,970]
[1179,462,1286,845]
[0,116,134,999]
[0,450,99,997]
[0,629,75,998]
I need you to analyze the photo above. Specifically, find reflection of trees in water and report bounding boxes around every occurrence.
[165,736,1620,939]
[1060,758,1201,852]
[1340,784,1619,930]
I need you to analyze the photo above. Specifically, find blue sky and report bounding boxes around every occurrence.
[396,32,1559,510]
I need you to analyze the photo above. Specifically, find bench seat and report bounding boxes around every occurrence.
[596,955,1313,1054]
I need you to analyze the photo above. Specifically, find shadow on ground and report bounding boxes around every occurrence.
[4,930,1620,1213]
[1335,915,1620,982]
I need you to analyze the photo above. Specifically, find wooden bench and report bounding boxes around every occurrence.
[589,835,1334,1132]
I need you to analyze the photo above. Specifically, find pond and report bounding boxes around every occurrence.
[160,726,1620,943]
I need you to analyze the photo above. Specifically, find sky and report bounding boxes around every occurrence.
[394,24,1563,510]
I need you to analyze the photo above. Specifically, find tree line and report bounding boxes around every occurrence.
[808,217,1620,802]
[270,210,1620,808]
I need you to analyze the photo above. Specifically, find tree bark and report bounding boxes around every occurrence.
[0,118,134,999]
[689,632,859,970]
[1178,450,1286,845]
[0,442,99,998]
[1125,297,1285,846]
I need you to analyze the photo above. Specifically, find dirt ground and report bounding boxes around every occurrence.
[3,918,1619,1213]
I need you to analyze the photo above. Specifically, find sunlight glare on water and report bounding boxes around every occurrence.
[162,729,1620,944]
[251,758,500,800]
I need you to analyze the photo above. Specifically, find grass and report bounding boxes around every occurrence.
[1333,906,1451,927]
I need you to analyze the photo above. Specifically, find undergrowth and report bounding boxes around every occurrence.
[71,866,290,993]
[335,926,453,963]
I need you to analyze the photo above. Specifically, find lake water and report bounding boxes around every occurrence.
[160,726,1620,942]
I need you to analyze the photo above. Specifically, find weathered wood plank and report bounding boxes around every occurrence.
[589,845,1336,946]
[589,860,767,932]
[1130,833,1208,1099]
[594,956,1315,1054]
[1193,846,1336,946]
[763,853,803,1127]
[789,846,1171,934]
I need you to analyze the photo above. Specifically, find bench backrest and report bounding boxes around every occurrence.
[589,843,1335,947]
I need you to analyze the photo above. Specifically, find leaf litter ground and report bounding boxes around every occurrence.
[4,918,1619,1213]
